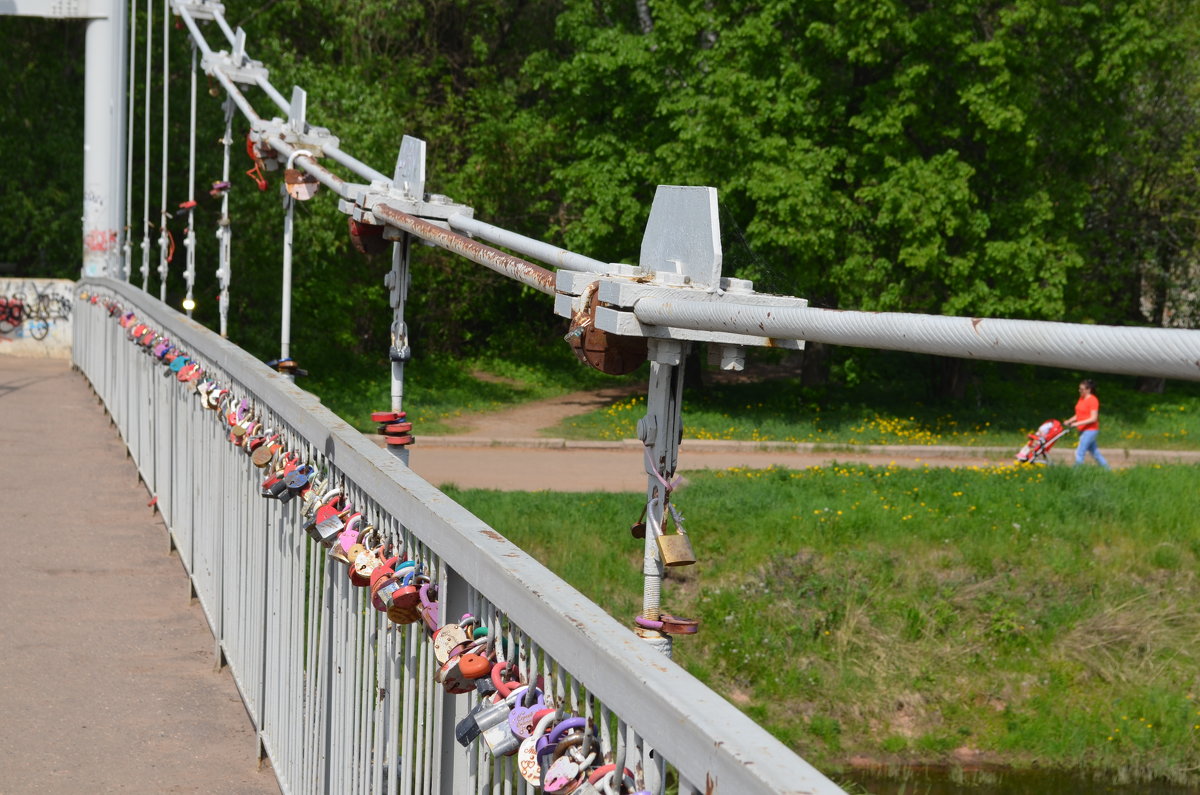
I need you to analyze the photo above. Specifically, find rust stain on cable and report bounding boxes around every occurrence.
[376,204,556,295]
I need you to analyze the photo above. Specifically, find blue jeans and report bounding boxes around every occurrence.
[1074,429,1110,469]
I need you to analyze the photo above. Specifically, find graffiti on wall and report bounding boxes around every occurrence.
[0,280,74,342]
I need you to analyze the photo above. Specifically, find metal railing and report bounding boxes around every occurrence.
[73,277,843,795]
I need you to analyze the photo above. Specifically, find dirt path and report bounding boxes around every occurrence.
[435,382,641,438]
[406,379,1200,491]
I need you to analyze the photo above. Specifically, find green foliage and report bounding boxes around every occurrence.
[0,19,86,277]
[2,0,1198,394]
[449,463,1200,782]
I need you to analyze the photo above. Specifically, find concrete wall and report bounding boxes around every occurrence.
[0,278,74,358]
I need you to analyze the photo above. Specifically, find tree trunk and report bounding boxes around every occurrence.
[800,342,830,387]
[1137,377,1166,394]
[931,356,971,401]
[683,344,705,391]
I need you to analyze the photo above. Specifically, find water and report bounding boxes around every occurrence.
[842,767,1198,794]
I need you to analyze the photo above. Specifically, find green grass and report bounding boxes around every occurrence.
[303,346,643,434]
[557,362,1200,449]
[445,462,1200,784]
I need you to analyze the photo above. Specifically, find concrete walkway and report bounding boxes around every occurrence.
[0,357,278,793]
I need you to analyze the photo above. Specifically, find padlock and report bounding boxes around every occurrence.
[284,167,320,201]
[458,652,492,680]
[455,700,490,747]
[477,696,521,757]
[371,576,403,612]
[542,754,586,794]
[545,728,598,795]
[251,440,281,469]
[564,284,646,375]
[283,464,313,490]
[634,614,700,635]
[578,764,636,795]
[348,217,388,256]
[432,622,469,665]
[490,661,521,697]
[436,653,476,695]
[516,709,560,785]
[306,492,346,541]
[417,583,439,633]
[655,505,695,567]
[299,478,331,518]
[390,568,421,609]
[386,603,421,625]
[350,544,387,587]
[508,686,547,739]
[330,518,366,564]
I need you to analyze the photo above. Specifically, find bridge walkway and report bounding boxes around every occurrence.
[0,356,279,793]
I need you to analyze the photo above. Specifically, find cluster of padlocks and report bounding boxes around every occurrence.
[84,290,651,794]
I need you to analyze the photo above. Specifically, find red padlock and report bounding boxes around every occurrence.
[348,217,388,256]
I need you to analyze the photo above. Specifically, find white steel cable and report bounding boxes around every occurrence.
[157,0,169,302]
[630,293,1200,382]
[123,0,136,282]
[217,101,233,338]
[184,43,197,316]
[140,0,151,292]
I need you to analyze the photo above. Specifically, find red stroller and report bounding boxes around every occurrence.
[1015,419,1069,464]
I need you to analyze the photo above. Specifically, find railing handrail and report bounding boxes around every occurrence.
[81,275,844,794]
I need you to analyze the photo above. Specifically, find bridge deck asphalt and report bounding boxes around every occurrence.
[0,356,278,794]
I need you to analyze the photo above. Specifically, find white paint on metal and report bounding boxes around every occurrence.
[394,135,426,201]
[627,290,1200,382]
[0,0,107,17]
[82,16,119,276]
[639,186,722,288]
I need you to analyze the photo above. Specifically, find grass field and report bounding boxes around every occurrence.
[445,462,1200,784]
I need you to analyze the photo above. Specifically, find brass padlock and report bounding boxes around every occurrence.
[655,504,695,567]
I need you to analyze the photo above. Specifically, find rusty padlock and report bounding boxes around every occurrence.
[283,150,320,201]
[563,283,646,375]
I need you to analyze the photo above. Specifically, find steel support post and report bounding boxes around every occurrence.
[281,195,294,364]
[82,16,120,277]
[387,233,412,465]
[157,0,169,302]
[635,337,687,658]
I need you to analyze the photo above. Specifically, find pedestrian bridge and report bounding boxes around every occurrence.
[6,0,1200,792]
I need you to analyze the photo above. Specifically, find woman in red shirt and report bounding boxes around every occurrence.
[1064,379,1111,469]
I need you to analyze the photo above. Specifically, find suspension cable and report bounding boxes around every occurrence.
[122,0,136,282]
[183,42,197,316]
[140,0,151,292]
[157,0,169,303]
[217,100,233,338]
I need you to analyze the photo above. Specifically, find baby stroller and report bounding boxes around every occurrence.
[1015,419,1069,464]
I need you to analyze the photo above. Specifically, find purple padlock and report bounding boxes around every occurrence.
[507,686,546,739]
